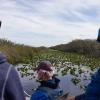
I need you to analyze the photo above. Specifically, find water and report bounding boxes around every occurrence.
[16,64,94,96]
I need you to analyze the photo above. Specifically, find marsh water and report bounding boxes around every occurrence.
[16,64,95,96]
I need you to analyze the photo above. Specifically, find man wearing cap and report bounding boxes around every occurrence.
[30,61,63,100]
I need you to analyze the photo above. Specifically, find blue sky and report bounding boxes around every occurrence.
[0,0,100,47]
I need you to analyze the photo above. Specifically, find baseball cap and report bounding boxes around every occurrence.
[35,61,53,71]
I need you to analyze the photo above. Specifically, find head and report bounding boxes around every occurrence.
[35,61,53,81]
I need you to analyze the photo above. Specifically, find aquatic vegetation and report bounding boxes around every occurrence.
[61,67,69,76]
[71,77,81,85]
[70,68,77,76]
[17,65,34,78]
[78,68,84,75]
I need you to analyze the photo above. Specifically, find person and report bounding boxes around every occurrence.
[0,22,25,100]
[0,52,25,100]
[30,60,63,100]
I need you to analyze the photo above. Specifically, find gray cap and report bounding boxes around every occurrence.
[35,61,53,71]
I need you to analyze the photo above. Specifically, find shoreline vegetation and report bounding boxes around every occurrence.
[0,39,100,70]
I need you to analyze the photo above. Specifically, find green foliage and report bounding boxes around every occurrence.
[71,77,81,85]
[70,68,77,76]
[79,84,86,91]
[78,68,84,75]
[17,66,34,78]
[0,39,41,64]
[61,67,69,76]
[50,39,100,58]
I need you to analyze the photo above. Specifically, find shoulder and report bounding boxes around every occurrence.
[31,90,48,100]
[7,65,21,85]
[9,65,19,78]
[85,69,100,98]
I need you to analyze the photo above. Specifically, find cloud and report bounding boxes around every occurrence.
[0,0,100,46]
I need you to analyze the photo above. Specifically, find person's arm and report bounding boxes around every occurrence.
[5,67,25,100]
[75,69,100,100]
[84,69,100,100]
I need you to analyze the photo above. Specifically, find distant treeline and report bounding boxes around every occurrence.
[0,39,44,64]
[1,39,100,64]
[50,39,100,58]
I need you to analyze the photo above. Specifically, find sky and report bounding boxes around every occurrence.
[0,0,100,47]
